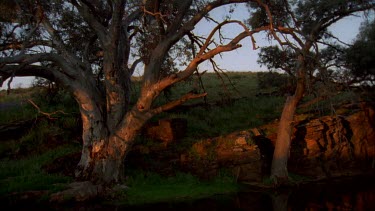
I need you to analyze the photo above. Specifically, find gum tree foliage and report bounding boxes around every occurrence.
[0,0,275,185]
[256,71,290,91]
[248,0,374,185]
[346,19,375,84]
[257,44,348,94]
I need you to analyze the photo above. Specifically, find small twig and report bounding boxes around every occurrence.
[142,6,168,24]
[209,58,240,97]
[28,99,67,119]
[6,71,15,94]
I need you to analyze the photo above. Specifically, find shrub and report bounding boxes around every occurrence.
[257,71,294,92]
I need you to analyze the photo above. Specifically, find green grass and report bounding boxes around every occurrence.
[0,87,36,103]
[150,96,285,140]
[0,87,39,124]
[0,87,79,124]
[0,145,79,195]
[0,104,37,124]
[146,72,285,140]
[118,171,240,205]
[298,90,361,117]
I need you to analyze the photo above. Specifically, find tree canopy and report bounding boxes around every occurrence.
[346,19,375,84]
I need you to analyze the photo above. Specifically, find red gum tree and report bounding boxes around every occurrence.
[0,0,272,185]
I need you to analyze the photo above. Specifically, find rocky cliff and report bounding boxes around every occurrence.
[130,103,375,182]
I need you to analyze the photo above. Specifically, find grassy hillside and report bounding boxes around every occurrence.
[141,72,285,139]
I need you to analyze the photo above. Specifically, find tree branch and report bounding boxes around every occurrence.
[150,22,269,98]
[0,40,53,51]
[108,0,126,41]
[0,53,78,79]
[197,20,253,56]
[70,0,108,43]
[150,92,207,115]
[166,0,193,35]
[0,64,55,83]
[129,58,143,75]
[28,99,67,120]
[162,0,255,53]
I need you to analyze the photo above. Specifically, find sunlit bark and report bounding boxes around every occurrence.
[271,54,306,184]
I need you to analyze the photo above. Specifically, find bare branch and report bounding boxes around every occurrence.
[197,20,253,56]
[28,99,67,120]
[163,0,255,51]
[0,64,55,84]
[70,0,108,43]
[142,6,168,24]
[209,58,239,96]
[321,32,352,47]
[6,71,15,93]
[0,53,78,79]
[151,23,268,98]
[0,40,53,51]
[151,92,207,115]
[129,58,143,75]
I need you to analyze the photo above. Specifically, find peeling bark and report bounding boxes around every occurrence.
[75,106,152,184]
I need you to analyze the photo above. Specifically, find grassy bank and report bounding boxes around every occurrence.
[0,145,79,195]
[117,171,240,205]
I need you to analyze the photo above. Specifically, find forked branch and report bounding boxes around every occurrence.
[151,92,207,114]
[28,99,67,119]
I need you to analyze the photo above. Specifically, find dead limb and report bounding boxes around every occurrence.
[27,99,67,119]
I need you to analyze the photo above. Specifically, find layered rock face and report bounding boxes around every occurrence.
[134,104,374,182]
[143,118,188,145]
[288,105,375,179]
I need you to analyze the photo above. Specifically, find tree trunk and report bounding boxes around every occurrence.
[75,106,151,184]
[270,54,307,185]
[270,95,298,183]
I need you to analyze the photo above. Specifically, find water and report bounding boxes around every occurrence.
[125,176,375,211]
[4,176,375,210]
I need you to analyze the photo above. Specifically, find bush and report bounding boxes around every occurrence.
[257,71,294,92]
[17,120,63,155]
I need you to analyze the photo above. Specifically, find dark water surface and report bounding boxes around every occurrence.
[4,176,375,210]
[125,177,375,211]
[114,175,375,211]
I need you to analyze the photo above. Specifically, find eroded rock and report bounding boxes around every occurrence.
[278,105,374,179]
[179,130,268,181]
[129,105,374,182]
[143,118,187,145]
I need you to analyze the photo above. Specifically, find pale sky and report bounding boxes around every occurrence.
[1,5,371,90]
[195,6,370,72]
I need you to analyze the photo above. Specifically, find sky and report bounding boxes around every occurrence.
[1,4,371,90]
[195,5,369,72]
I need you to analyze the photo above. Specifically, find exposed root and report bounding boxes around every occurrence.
[49,181,104,203]
[49,181,129,203]
[270,175,296,188]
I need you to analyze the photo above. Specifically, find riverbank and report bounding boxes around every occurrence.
[1,74,374,208]
[2,173,374,210]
